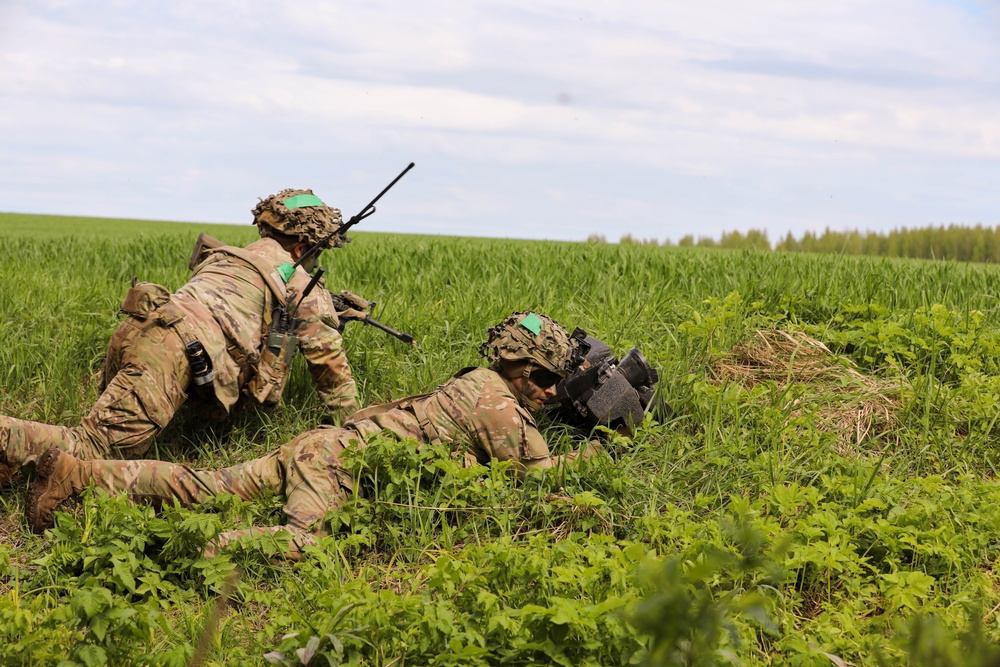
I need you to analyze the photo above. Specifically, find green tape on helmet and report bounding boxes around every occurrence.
[283,194,324,210]
[481,311,579,376]
[519,312,543,335]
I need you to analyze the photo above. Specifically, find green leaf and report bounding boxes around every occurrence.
[296,635,320,665]
[75,645,108,667]
[90,615,109,643]
[73,588,112,620]
[112,560,137,594]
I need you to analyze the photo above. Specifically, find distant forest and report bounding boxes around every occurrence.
[593,224,1000,263]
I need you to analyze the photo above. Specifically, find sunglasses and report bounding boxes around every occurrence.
[528,368,562,390]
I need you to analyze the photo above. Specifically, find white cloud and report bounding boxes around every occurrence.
[1,0,999,240]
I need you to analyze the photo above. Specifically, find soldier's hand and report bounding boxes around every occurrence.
[334,290,373,323]
[335,306,370,322]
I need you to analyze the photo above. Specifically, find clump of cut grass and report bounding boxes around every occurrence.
[711,328,900,453]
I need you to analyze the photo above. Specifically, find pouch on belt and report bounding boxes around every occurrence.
[246,331,299,406]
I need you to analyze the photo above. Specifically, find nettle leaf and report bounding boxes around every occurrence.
[72,587,113,620]
[571,492,606,508]
[880,571,936,611]
[487,612,517,634]
[112,560,137,594]
[179,511,223,540]
[90,615,110,643]
[475,590,498,610]
[549,601,578,626]
[623,542,651,563]
[74,645,108,667]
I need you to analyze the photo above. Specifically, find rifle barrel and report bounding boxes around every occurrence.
[365,318,416,345]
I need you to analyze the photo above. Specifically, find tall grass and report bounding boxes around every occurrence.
[5,213,1000,664]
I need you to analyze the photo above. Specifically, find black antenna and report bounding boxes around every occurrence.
[293,162,415,270]
[288,267,325,323]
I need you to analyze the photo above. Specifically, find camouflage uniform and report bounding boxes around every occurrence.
[0,237,358,470]
[35,367,593,556]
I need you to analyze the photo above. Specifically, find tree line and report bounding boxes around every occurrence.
[589,225,1000,262]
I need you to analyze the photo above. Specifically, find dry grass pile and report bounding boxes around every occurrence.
[711,329,900,452]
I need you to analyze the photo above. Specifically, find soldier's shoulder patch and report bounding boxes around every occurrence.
[277,263,296,282]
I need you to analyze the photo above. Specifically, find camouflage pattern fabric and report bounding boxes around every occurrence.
[68,367,595,553]
[0,237,358,469]
[0,315,190,465]
[77,427,354,530]
[347,368,562,469]
[480,311,584,376]
[251,188,345,248]
[179,237,358,413]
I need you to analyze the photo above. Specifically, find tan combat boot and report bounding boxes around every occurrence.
[26,446,87,534]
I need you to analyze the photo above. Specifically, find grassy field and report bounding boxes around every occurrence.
[4,212,1000,665]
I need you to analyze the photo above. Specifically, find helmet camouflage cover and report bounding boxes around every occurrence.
[480,311,589,377]
[252,188,346,248]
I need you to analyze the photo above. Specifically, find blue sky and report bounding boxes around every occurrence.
[1,0,999,242]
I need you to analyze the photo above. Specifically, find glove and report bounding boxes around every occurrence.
[333,290,373,322]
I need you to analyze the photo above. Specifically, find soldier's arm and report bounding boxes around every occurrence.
[468,389,597,475]
[516,425,604,471]
[520,436,604,470]
[292,282,359,418]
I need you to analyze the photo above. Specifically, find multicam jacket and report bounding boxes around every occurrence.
[173,237,356,413]
[345,366,575,470]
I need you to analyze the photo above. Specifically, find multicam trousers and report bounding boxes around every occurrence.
[76,426,357,552]
[0,317,190,467]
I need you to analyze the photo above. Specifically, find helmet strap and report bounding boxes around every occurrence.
[498,359,533,380]
[498,370,545,413]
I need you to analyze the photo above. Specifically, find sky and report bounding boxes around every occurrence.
[1,0,999,243]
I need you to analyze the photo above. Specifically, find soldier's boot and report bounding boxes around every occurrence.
[26,446,88,534]
[0,416,84,488]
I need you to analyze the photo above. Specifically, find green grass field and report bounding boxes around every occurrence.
[4,212,1000,665]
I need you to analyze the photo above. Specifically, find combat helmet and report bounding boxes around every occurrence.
[252,188,346,248]
[480,311,590,379]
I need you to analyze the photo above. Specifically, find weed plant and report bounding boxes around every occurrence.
[4,214,1000,664]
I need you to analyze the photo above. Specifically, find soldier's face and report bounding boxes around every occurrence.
[510,375,558,413]
[292,243,322,272]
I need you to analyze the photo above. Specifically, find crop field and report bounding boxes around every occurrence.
[5,212,1000,665]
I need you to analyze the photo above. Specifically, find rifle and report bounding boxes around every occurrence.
[293,162,415,270]
[329,290,416,346]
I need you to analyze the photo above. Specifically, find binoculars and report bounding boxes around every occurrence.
[550,336,662,431]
